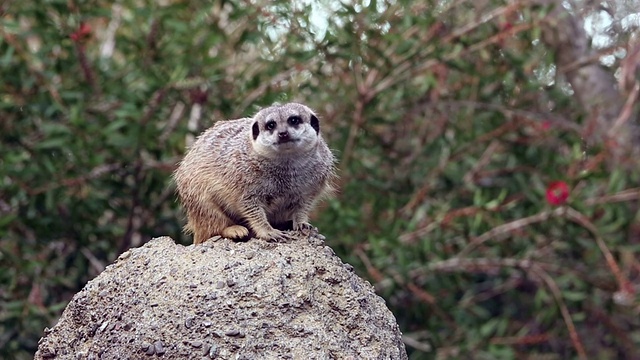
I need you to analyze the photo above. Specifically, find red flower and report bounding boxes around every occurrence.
[546,181,569,206]
[70,22,92,42]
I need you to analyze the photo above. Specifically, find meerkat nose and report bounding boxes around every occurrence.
[278,131,290,140]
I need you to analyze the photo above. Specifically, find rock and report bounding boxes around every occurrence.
[34,235,407,359]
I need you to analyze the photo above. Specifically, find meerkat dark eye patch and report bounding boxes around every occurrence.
[252,122,260,140]
[287,115,302,126]
[265,120,277,131]
[310,114,319,134]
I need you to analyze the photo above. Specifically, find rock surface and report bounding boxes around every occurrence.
[35,234,407,359]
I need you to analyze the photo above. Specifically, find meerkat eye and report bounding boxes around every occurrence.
[287,115,302,126]
[265,120,277,131]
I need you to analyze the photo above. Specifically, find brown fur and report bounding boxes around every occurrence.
[174,103,336,244]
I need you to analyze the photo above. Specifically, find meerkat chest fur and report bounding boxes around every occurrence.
[250,149,327,210]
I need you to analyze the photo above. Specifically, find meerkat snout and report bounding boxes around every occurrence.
[278,131,291,142]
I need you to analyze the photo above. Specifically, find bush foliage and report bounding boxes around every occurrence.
[1,0,639,358]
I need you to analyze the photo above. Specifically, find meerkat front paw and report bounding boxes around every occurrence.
[293,221,314,231]
[292,220,317,236]
[221,225,250,240]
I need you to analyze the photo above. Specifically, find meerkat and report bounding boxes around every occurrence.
[173,103,336,244]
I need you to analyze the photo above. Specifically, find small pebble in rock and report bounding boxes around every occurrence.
[191,340,202,348]
[226,278,236,287]
[39,346,56,358]
[323,246,334,256]
[225,329,240,337]
[185,317,194,329]
[307,237,324,246]
[203,320,212,327]
[202,344,211,356]
[142,342,155,356]
[98,290,109,297]
[98,320,110,333]
[154,340,165,355]
[216,281,225,289]
[89,323,99,336]
[343,263,354,272]
[208,344,219,358]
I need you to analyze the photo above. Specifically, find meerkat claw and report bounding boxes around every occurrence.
[260,230,293,243]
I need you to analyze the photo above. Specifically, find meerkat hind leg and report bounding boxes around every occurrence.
[221,225,250,240]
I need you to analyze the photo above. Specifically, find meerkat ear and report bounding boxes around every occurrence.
[252,121,260,140]
[310,114,320,134]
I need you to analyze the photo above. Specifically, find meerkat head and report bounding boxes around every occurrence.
[251,103,321,158]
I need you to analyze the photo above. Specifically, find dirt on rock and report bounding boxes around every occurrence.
[35,234,407,359]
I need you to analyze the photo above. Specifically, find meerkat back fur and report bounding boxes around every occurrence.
[174,103,336,244]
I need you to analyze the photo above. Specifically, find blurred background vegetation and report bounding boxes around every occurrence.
[1,0,640,358]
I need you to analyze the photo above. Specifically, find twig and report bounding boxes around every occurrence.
[99,3,122,59]
[562,207,632,296]
[490,333,549,345]
[29,163,123,195]
[354,247,384,283]
[442,3,522,43]
[586,304,639,356]
[609,81,640,137]
[557,46,618,75]
[435,100,583,133]
[81,247,106,274]
[159,101,186,145]
[356,248,458,329]
[120,160,144,253]
[458,207,566,257]
[402,334,433,353]
[427,257,533,273]
[74,43,100,96]
[340,66,376,171]
[463,140,502,185]
[530,264,587,360]
[583,187,640,206]
[373,12,539,96]
[0,27,64,106]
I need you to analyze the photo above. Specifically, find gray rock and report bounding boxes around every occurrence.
[35,236,407,359]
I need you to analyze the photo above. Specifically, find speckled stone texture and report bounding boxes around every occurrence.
[35,235,407,359]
